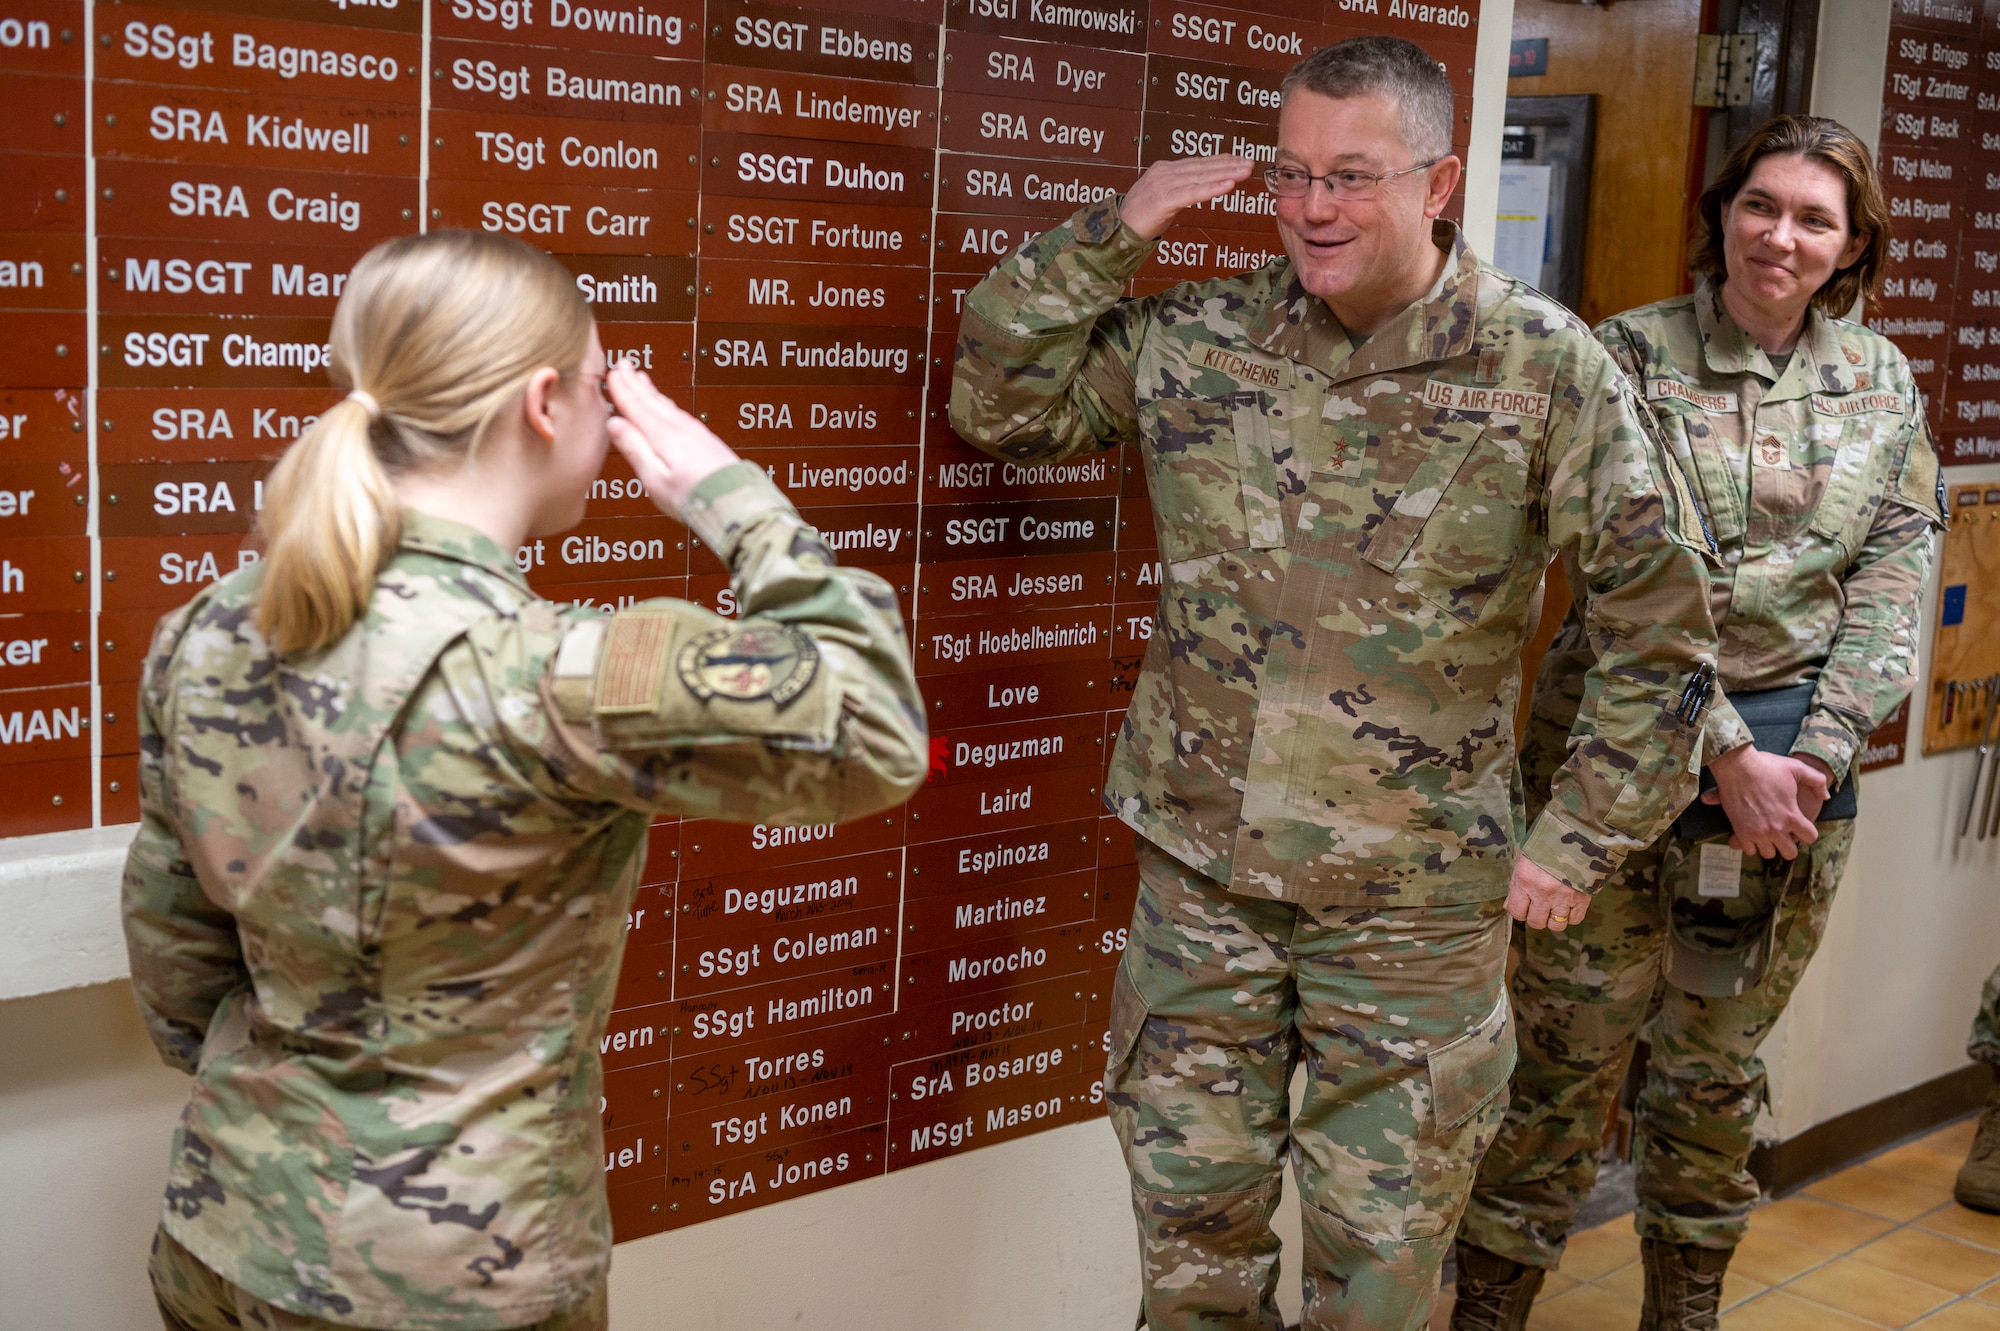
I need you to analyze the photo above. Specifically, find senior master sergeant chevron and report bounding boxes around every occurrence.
[949,36,1723,1331]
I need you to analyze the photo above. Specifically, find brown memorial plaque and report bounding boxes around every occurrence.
[934,151,1129,217]
[914,549,1114,619]
[732,445,922,508]
[95,157,417,244]
[695,322,924,386]
[931,209,1064,274]
[97,5,422,100]
[947,0,1146,54]
[0,152,84,233]
[941,30,1145,110]
[666,1012,894,1122]
[97,607,164,685]
[698,194,931,266]
[555,252,697,322]
[97,387,338,463]
[700,130,934,208]
[97,314,334,390]
[0,535,88,611]
[0,2,84,78]
[535,575,689,617]
[432,0,704,60]
[0,681,92,766]
[675,906,899,1002]
[692,383,923,446]
[0,454,90,537]
[894,966,1088,1053]
[663,1121,885,1226]
[930,686,1111,782]
[900,865,1099,944]
[924,659,1109,729]
[670,962,892,1054]
[0,754,91,837]
[93,82,421,175]
[702,64,938,149]
[427,178,698,257]
[681,808,906,875]
[676,848,903,940]
[887,1027,1084,1165]
[0,388,87,456]
[1141,108,1277,166]
[429,37,700,124]
[937,91,1142,165]
[923,437,1122,503]
[709,2,938,86]
[668,1060,889,1172]
[697,256,931,325]
[0,611,90,691]
[0,313,86,388]
[98,532,262,611]
[916,604,1115,675]
[5,71,86,157]
[99,238,371,316]
[99,460,272,536]
[1149,0,1321,70]
[905,818,1099,896]
[427,108,698,188]
[1147,53,1288,127]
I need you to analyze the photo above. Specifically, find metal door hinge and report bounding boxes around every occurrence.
[1694,33,1757,107]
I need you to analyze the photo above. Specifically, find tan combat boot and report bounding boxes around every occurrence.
[1448,1241,1546,1331]
[1956,1074,2000,1213]
[1637,1239,1731,1331]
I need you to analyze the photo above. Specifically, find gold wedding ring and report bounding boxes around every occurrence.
[1551,913,1570,924]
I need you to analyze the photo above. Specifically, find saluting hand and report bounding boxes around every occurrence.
[1507,855,1593,933]
[606,361,741,521]
[1119,155,1258,241]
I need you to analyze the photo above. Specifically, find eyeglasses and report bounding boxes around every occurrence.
[1263,159,1441,201]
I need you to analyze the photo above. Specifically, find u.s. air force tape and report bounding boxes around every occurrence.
[675,622,820,710]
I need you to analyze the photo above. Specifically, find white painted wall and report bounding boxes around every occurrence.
[0,12,1526,1327]
[1751,0,2000,1144]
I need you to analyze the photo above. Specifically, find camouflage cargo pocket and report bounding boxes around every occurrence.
[1357,423,1526,627]
[1140,397,1260,561]
[1426,991,1515,1133]
[1105,962,1149,1085]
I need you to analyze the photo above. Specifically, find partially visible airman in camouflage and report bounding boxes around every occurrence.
[1456,117,1945,1331]
[951,36,1720,1331]
[123,231,926,1331]
[1953,964,2000,1212]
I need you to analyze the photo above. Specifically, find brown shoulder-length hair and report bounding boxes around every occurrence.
[1689,115,1890,316]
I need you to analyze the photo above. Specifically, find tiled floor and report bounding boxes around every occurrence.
[1432,1117,2000,1330]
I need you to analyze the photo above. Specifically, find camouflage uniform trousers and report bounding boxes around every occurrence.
[1970,963,2000,1066]
[1458,819,1854,1265]
[147,1228,606,1331]
[1106,839,1517,1331]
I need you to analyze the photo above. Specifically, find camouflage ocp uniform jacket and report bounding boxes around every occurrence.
[1581,282,1946,785]
[950,202,1721,906]
[122,464,926,1329]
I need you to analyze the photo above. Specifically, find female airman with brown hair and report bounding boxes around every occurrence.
[1453,115,1945,1331]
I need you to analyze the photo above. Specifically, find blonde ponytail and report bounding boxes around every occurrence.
[255,232,592,654]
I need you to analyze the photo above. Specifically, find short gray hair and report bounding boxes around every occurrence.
[1281,36,1455,161]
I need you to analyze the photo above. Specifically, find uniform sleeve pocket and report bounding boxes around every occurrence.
[1427,991,1516,1133]
[1806,425,1886,553]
